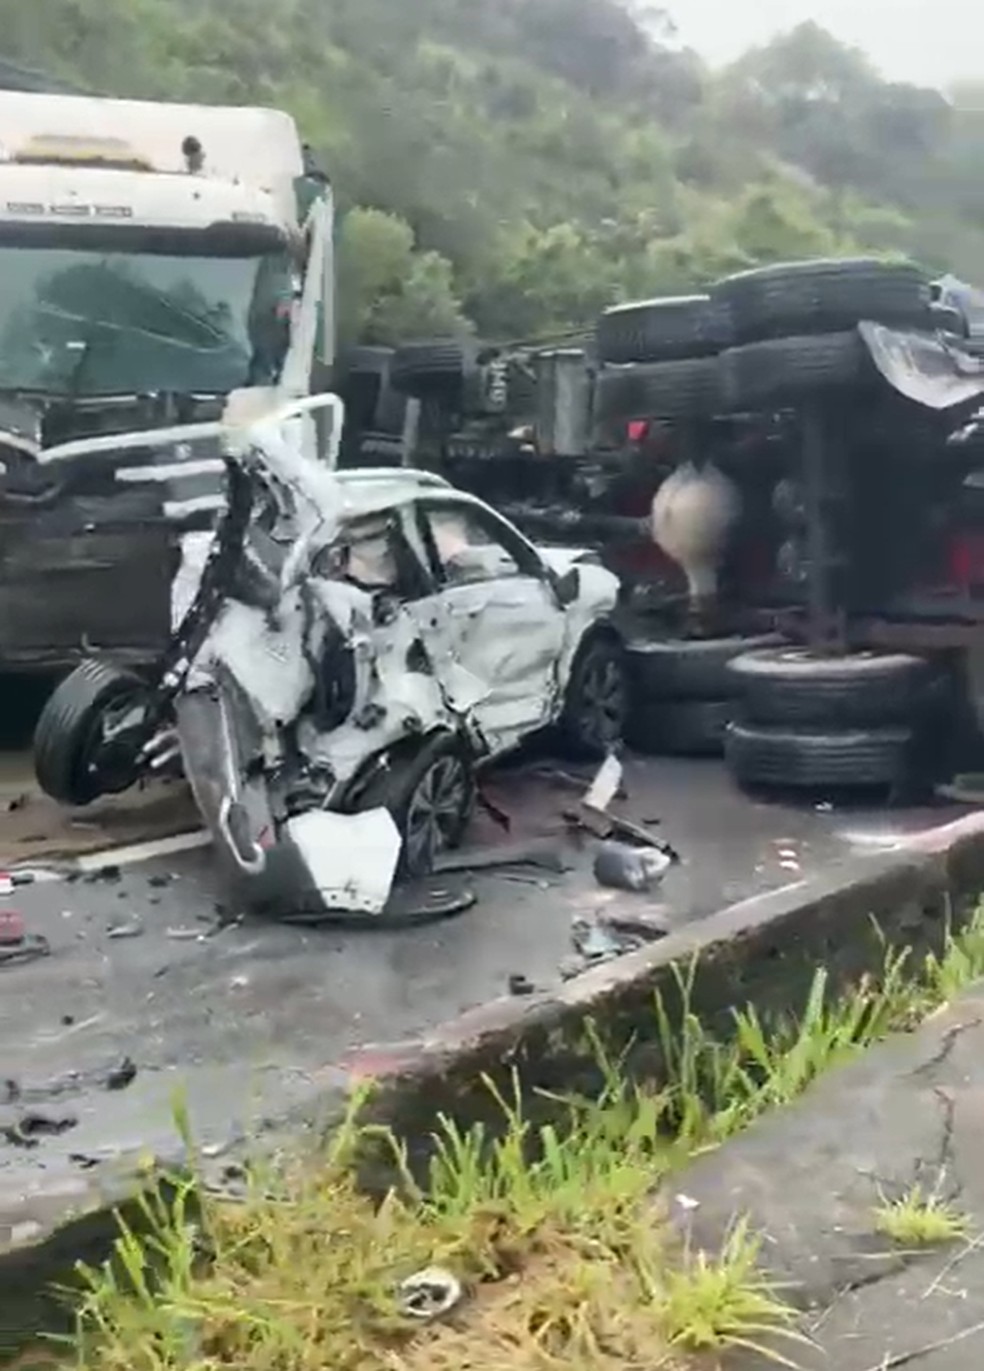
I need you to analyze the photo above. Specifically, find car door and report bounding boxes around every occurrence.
[414,497,565,750]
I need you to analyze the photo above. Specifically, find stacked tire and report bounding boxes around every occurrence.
[711,258,932,413]
[594,294,730,425]
[624,634,781,758]
[724,648,937,795]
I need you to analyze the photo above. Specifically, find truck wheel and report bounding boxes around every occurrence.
[596,295,729,365]
[595,356,721,423]
[391,340,477,398]
[558,634,628,759]
[34,660,148,806]
[725,721,914,791]
[356,733,475,879]
[720,332,874,411]
[712,257,930,343]
[626,634,782,702]
[728,649,934,729]
[627,698,732,757]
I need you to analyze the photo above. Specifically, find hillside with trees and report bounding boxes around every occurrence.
[3,0,983,344]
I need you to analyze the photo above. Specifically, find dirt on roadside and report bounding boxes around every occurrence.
[0,750,199,865]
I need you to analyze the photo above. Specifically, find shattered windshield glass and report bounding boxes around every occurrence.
[0,247,292,396]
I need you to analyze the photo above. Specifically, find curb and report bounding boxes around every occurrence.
[4,813,984,1349]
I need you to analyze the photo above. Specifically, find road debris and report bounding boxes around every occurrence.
[508,973,537,996]
[107,918,145,940]
[2,1109,78,1148]
[0,931,50,966]
[583,754,624,812]
[433,841,567,875]
[593,841,673,893]
[398,1267,463,1321]
[565,757,680,862]
[598,904,672,941]
[104,1058,138,1091]
[570,914,643,968]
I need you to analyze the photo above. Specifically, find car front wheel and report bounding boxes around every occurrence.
[558,634,628,759]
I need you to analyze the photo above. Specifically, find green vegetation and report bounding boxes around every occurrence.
[62,907,984,1370]
[4,1,984,344]
[874,1184,971,1248]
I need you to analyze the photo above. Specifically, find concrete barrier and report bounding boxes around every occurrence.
[5,812,984,1352]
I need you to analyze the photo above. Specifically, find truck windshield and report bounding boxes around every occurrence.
[0,247,291,396]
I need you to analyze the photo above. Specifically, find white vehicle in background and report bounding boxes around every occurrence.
[0,89,333,669]
[30,392,627,916]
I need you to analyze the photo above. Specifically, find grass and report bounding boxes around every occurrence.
[58,906,984,1371]
[874,1183,972,1248]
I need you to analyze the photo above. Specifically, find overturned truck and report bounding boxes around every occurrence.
[346,259,984,795]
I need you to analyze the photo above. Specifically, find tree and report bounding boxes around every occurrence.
[336,208,472,345]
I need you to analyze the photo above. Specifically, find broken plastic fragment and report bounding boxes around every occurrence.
[398,1267,463,1320]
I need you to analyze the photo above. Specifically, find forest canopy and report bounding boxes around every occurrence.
[3,0,983,344]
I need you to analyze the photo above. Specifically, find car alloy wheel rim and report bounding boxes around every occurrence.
[404,755,470,873]
[578,657,626,747]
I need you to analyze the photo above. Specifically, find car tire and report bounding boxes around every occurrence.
[712,257,930,343]
[391,339,477,399]
[626,634,782,702]
[720,332,874,411]
[728,648,934,730]
[725,721,914,791]
[594,356,722,423]
[558,633,628,759]
[356,732,476,879]
[627,697,732,757]
[34,659,147,806]
[596,295,730,365]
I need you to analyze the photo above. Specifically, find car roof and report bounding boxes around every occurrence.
[334,467,467,519]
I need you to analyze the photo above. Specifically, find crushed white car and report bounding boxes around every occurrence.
[31,392,627,917]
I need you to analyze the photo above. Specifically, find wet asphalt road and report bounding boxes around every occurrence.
[0,748,971,1207]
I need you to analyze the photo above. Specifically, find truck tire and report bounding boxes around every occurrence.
[34,659,147,806]
[626,634,782,701]
[596,295,729,365]
[725,721,914,790]
[712,257,930,343]
[595,356,722,423]
[720,332,873,411]
[728,648,934,729]
[391,340,477,398]
[627,697,732,757]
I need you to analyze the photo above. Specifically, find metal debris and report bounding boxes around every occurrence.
[398,1267,463,1321]
[0,932,50,966]
[105,1058,138,1092]
[108,918,145,940]
[566,757,680,862]
[571,915,642,967]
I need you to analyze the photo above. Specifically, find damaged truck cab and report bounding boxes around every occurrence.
[0,90,333,668]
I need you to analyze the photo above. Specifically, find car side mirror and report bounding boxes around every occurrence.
[555,566,580,607]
